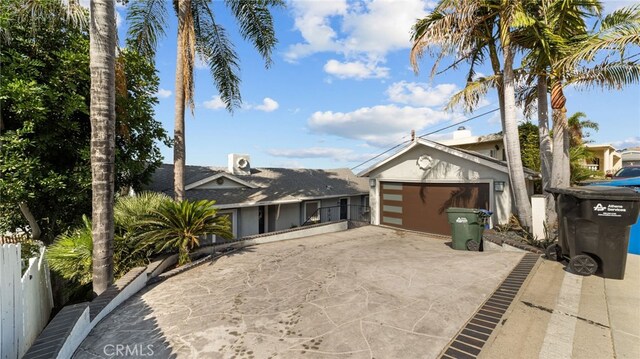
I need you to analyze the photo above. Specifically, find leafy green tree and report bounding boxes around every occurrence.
[127,0,284,201]
[0,1,169,244]
[1,1,93,241]
[518,122,541,172]
[137,199,232,265]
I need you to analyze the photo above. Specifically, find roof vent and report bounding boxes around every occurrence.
[228,154,251,175]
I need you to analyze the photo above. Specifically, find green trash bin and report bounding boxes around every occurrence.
[446,208,490,251]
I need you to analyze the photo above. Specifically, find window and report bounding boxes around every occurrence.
[304,201,320,223]
[215,210,237,241]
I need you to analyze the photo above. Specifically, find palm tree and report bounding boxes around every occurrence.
[127,0,283,201]
[411,0,533,229]
[567,111,599,147]
[137,199,232,265]
[89,0,117,295]
[518,2,640,190]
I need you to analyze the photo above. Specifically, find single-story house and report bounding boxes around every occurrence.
[358,138,539,236]
[145,154,369,239]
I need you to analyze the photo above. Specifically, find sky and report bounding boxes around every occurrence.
[110,0,640,171]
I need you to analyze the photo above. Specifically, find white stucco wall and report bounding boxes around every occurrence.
[367,145,522,226]
[238,206,259,238]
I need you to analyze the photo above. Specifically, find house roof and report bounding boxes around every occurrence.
[438,132,503,146]
[357,138,540,179]
[145,164,369,208]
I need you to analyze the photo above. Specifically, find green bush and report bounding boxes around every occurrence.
[46,195,233,293]
[136,199,233,265]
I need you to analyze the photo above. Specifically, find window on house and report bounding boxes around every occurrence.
[304,201,320,223]
[215,210,236,241]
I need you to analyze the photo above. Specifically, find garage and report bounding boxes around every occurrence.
[359,138,538,233]
[380,182,490,235]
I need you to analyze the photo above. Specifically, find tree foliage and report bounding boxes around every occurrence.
[136,199,233,265]
[0,0,169,242]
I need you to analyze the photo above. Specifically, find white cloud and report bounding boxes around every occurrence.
[386,81,458,107]
[612,136,640,150]
[267,147,374,162]
[323,59,389,80]
[308,104,458,147]
[286,0,432,63]
[203,95,226,110]
[254,97,279,112]
[156,88,172,99]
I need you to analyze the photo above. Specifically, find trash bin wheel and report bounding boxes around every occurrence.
[545,244,562,262]
[466,240,480,252]
[569,254,598,276]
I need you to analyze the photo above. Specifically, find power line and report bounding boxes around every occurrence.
[350,107,500,172]
[350,139,411,171]
[418,108,500,138]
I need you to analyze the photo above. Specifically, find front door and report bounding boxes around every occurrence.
[339,198,348,220]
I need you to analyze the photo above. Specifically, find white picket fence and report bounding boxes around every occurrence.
[0,244,53,359]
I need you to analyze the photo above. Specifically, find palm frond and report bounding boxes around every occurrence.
[445,74,500,112]
[566,61,640,90]
[47,215,93,285]
[136,199,232,265]
[192,0,241,112]
[225,0,284,68]
[126,0,168,60]
[561,5,640,68]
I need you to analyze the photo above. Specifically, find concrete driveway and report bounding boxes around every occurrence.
[73,226,524,359]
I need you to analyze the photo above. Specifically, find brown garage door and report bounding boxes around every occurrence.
[380,182,490,235]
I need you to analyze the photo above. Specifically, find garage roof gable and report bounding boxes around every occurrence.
[357,138,539,179]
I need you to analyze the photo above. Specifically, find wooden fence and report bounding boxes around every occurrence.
[0,244,53,359]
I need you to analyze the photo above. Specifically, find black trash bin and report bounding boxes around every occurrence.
[546,186,640,279]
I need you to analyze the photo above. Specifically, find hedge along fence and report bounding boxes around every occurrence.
[0,244,54,359]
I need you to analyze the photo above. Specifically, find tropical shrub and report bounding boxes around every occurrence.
[47,215,93,288]
[46,193,169,293]
[137,199,233,265]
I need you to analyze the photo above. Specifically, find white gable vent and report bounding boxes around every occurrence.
[228,154,251,175]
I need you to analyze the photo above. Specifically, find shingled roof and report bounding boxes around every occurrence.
[145,164,369,208]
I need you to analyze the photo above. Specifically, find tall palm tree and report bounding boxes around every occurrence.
[411,0,533,229]
[511,0,602,225]
[89,0,117,295]
[518,1,640,190]
[127,0,283,201]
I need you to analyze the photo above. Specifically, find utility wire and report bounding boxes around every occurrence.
[418,108,500,138]
[350,107,500,172]
[350,139,412,171]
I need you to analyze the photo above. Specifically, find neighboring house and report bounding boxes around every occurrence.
[358,138,539,236]
[145,154,369,240]
[441,127,622,177]
[621,147,640,167]
[438,127,506,161]
[583,144,622,176]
